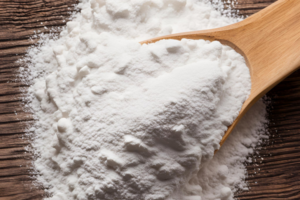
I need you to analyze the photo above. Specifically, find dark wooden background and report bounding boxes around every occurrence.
[2,0,300,199]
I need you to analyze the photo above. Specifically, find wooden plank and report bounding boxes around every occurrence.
[0,0,78,199]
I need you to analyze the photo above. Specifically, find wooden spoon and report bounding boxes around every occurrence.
[141,0,300,146]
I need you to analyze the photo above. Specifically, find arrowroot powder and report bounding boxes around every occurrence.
[20,0,268,200]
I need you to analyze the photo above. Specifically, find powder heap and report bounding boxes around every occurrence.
[20,0,267,200]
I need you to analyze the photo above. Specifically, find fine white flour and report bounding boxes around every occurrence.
[20,0,267,200]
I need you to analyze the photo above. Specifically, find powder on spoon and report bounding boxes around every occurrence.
[20,0,267,200]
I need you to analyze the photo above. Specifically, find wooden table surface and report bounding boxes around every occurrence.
[2,0,300,199]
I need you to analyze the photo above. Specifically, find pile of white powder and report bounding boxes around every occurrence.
[20,0,268,200]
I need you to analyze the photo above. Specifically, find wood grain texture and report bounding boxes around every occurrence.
[235,0,277,15]
[1,0,300,200]
[0,0,78,199]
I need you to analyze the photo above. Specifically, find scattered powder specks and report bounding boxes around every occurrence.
[20,0,268,200]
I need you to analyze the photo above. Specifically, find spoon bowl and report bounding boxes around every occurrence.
[141,0,300,146]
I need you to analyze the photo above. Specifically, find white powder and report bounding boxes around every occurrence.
[20,0,267,200]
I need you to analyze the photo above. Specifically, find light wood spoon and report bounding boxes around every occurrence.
[141,0,300,146]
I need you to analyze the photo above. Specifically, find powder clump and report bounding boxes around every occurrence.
[20,0,267,200]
